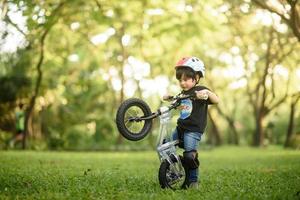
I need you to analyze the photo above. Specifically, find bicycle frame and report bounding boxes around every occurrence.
[156,106,185,178]
[126,94,193,167]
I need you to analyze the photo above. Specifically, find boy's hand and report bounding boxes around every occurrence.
[195,90,209,100]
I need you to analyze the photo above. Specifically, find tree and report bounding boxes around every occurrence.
[284,93,300,147]
[224,0,300,146]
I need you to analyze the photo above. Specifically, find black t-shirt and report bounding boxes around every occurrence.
[177,85,212,133]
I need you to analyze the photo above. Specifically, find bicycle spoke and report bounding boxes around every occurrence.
[124,106,145,134]
[166,165,185,189]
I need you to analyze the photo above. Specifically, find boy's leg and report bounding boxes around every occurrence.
[162,129,178,144]
[183,132,202,185]
[172,128,178,141]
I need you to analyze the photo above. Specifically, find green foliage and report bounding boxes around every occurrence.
[0,47,32,103]
[0,76,30,103]
[0,147,299,199]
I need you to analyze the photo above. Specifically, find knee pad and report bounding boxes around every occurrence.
[183,150,199,169]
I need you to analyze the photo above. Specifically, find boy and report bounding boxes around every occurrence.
[163,57,219,189]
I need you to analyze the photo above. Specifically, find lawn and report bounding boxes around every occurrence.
[0,147,299,200]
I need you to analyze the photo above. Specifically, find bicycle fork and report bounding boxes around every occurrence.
[156,106,185,179]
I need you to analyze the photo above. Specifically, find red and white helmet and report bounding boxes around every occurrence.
[175,56,205,77]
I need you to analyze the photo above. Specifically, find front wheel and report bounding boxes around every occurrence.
[116,98,152,141]
[158,156,189,190]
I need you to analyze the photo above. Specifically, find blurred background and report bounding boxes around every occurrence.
[0,0,299,150]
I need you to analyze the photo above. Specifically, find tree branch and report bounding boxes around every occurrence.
[4,15,27,37]
[252,0,300,42]
[0,0,8,20]
[266,93,288,114]
[289,0,300,40]
[1,0,27,37]
[251,0,289,23]
[267,33,296,106]
[257,28,274,115]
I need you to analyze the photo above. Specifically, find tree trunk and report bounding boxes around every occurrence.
[208,110,222,146]
[284,94,300,147]
[253,111,264,146]
[228,119,239,145]
[215,106,239,145]
[23,34,46,149]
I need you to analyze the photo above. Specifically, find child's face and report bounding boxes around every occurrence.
[178,75,197,91]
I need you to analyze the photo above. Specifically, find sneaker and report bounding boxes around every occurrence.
[189,182,199,189]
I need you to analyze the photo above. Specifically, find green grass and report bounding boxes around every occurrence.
[0,147,299,200]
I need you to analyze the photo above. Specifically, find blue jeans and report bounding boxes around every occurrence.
[172,128,202,183]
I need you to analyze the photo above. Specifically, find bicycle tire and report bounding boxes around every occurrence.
[158,156,188,190]
[116,98,152,141]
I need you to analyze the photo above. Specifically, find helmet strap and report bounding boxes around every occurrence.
[195,74,201,84]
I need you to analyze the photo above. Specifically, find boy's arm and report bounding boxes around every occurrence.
[207,90,219,104]
[195,89,219,104]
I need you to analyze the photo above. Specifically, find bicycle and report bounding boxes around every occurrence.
[115,93,196,189]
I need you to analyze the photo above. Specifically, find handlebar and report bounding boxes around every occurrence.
[168,93,196,102]
[132,93,196,121]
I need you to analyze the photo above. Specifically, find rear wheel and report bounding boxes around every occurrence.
[116,98,152,141]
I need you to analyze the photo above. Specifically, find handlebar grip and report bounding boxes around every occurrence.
[167,96,174,100]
